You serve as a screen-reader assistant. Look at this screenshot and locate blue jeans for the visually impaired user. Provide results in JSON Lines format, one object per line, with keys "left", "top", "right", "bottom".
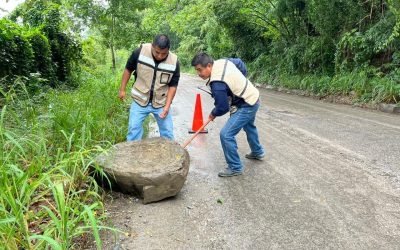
{"left": 127, "top": 101, "right": 174, "bottom": 141}
{"left": 220, "top": 102, "right": 264, "bottom": 172}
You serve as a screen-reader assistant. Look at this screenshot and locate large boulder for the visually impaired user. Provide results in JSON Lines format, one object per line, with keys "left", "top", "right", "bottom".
{"left": 96, "top": 137, "right": 190, "bottom": 204}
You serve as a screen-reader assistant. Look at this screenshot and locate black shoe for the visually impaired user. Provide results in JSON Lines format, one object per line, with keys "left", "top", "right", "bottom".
{"left": 245, "top": 152, "right": 265, "bottom": 160}
{"left": 218, "top": 169, "right": 243, "bottom": 177}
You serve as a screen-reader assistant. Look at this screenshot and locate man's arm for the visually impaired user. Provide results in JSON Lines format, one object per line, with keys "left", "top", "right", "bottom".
{"left": 208, "top": 81, "right": 230, "bottom": 120}
{"left": 118, "top": 48, "right": 141, "bottom": 100}
{"left": 159, "top": 86, "right": 177, "bottom": 119}
{"left": 119, "top": 69, "right": 132, "bottom": 100}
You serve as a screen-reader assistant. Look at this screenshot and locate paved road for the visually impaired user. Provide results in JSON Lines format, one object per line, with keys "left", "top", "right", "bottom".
{"left": 101, "top": 74, "right": 400, "bottom": 250}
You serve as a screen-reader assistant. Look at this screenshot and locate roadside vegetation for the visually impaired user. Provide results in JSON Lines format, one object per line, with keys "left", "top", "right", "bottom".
{"left": 0, "top": 64, "right": 128, "bottom": 248}
{"left": 0, "top": 0, "right": 399, "bottom": 248}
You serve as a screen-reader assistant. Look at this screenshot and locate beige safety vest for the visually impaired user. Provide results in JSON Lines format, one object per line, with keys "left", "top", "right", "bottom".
{"left": 131, "top": 43, "right": 178, "bottom": 108}
{"left": 209, "top": 59, "right": 259, "bottom": 105}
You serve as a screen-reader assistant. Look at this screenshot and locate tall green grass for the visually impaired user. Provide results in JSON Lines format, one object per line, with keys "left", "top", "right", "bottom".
{"left": 0, "top": 65, "right": 128, "bottom": 249}
{"left": 256, "top": 69, "right": 400, "bottom": 104}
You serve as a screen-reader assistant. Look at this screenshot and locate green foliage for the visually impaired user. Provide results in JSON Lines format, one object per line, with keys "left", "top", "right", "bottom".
{"left": 50, "top": 67, "right": 127, "bottom": 147}
{"left": 211, "top": 0, "right": 400, "bottom": 103}
{"left": 0, "top": 65, "right": 127, "bottom": 248}
{"left": 213, "top": 0, "right": 268, "bottom": 61}
{"left": 372, "top": 68, "right": 400, "bottom": 103}
{"left": 141, "top": 0, "right": 235, "bottom": 67}
{"left": 37, "top": 2, "right": 82, "bottom": 85}
{"left": 387, "top": 0, "right": 400, "bottom": 44}
{"left": 0, "top": 19, "right": 34, "bottom": 79}
{"left": 4, "top": 0, "right": 83, "bottom": 89}
{"left": 3, "top": 0, "right": 399, "bottom": 103}
{"left": 336, "top": 13, "right": 399, "bottom": 73}
{"left": 27, "top": 29, "right": 54, "bottom": 81}
{"left": 255, "top": 66, "right": 399, "bottom": 103}
{"left": 81, "top": 36, "right": 108, "bottom": 70}
{"left": 63, "top": 0, "right": 148, "bottom": 70}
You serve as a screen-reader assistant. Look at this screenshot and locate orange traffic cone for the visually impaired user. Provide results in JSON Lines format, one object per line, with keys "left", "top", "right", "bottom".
{"left": 189, "top": 93, "right": 208, "bottom": 134}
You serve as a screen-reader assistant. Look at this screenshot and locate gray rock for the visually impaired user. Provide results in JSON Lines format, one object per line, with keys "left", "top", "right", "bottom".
{"left": 96, "top": 137, "right": 190, "bottom": 204}
{"left": 379, "top": 103, "right": 400, "bottom": 114}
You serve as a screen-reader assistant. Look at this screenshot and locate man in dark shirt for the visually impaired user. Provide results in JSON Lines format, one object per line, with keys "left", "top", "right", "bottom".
{"left": 119, "top": 35, "right": 180, "bottom": 141}
{"left": 123, "top": 47, "right": 180, "bottom": 105}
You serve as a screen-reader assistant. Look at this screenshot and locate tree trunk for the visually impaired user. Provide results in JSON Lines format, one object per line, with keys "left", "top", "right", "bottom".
{"left": 111, "top": 43, "right": 116, "bottom": 73}
{"left": 110, "top": 15, "right": 116, "bottom": 72}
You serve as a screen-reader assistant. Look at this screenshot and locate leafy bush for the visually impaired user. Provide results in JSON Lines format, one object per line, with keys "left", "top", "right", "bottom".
{"left": 2, "top": 0, "right": 83, "bottom": 91}
{"left": 0, "top": 19, "right": 34, "bottom": 80}
{"left": 27, "top": 29, "right": 54, "bottom": 83}
{"left": 39, "top": 5, "right": 82, "bottom": 85}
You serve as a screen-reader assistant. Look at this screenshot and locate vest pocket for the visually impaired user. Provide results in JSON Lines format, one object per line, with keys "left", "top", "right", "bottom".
{"left": 133, "top": 82, "right": 150, "bottom": 93}
{"left": 152, "top": 85, "right": 168, "bottom": 107}
{"left": 131, "top": 84, "right": 150, "bottom": 103}
{"left": 154, "top": 91, "right": 167, "bottom": 106}
{"left": 160, "top": 72, "right": 172, "bottom": 84}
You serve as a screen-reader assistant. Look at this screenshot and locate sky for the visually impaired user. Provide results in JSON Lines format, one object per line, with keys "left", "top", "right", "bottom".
{"left": 0, "top": 0, "right": 25, "bottom": 17}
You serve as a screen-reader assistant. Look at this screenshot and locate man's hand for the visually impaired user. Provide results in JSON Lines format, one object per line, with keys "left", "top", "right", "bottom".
{"left": 159, "top": 108, "right": 169, "bottom": 119}
{"left": 208, "top": 114, "right": 216, "bottom": 121}
{"left": 118, "top": 89, "right": 126, "bottom": 101}
{"left": 160, "top": 86, "right": 176, "bottom": 119}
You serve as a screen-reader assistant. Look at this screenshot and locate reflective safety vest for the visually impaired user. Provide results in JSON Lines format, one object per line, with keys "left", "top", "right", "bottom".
{"left": 209, "top": 59, "right": 259, "bottom": 105}
{"left": 131, "top": 43, "right": 178, "bottom": 108}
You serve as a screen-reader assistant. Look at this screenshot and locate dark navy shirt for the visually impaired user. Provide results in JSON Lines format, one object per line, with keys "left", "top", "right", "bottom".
{"left": 227, "top": 58, "right": 247, "bottom": 77}
{"left": 210, "top": 81, "right": 246, "bottom": 117}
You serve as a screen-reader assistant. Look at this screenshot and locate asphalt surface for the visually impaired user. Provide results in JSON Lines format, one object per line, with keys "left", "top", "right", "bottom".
{"left": 100, "top": 74, "right": 400, "bottom": 250}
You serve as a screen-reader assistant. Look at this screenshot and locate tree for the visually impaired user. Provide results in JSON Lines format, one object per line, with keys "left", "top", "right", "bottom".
{"left": 64, "top": 0, "right": 148, "bottom": 71}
